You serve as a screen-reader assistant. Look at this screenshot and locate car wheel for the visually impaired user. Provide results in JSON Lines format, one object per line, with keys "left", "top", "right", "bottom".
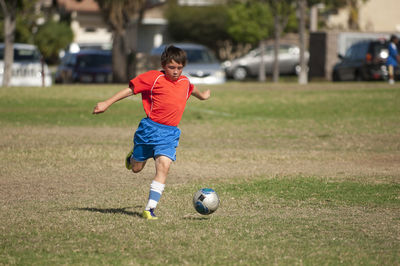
{"left": 232, "top": 67, "right": 248, "bottom": 81}
{"left": 332, "top": 70, "right": 341, "bottom": 81}
{"left": 354, "top": 71, "right": 363, "bottom": 81}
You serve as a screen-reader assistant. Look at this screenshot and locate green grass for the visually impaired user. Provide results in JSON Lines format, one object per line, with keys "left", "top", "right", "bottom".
{"left": 220, "top": 176, "right": 400, "bottom": 206}
{"left": 1, "top": 82, "right": 399, "bottom": 128}
{"left": 0, "top": 81, "right": 399, "bottom": 265}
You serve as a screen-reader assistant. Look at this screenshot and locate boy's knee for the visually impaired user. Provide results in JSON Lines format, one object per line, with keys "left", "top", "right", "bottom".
{"left": 155, "top": 156, "right": 172, "bottom": 172}
{"left": 158, "top": 159, "right": 170, "bottom": 169}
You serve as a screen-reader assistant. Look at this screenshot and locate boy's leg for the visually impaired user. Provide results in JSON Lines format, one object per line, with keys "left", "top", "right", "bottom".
{"left": 153, "top": 155, "right": 172, "bottom": 184}
{"left": 126, "top": 143, "right": 151, "bottom": 172}
{"left": 388, "top": 65, "right": 394, "bottom": 84}
{"left": 143, "top": 156, "right": 172, "bottom": 220}
{"left": 131, "top": 159, "right": 147, "bottom": 173}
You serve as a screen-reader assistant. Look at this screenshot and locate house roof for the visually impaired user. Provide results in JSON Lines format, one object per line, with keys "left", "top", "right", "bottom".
{"left": 57, "top": 0, "right": 100, "bottom": 12}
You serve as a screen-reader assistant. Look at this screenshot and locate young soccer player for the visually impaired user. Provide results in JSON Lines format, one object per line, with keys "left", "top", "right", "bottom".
{"left": 387, "top": 35, "right": 400, "bottom": 84}
{"left": 92, "top": 45, "right": 210, "bottom": 220}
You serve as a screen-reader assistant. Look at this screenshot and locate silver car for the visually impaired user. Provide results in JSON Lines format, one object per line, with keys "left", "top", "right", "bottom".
{"left": 0, "top": 43, "right": 52, "bottom": 87}
{"left": 223, "top": 44, "right": 309, "bottom": 81}
{"left": 151, "top": 43, "right": 226, "bottom": 85}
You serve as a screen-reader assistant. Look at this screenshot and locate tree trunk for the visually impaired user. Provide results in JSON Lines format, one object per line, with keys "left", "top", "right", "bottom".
{"left": 95, "top": 0, "right": 148, "bottom": 82}
{"left": 258, "top": 40, "right": 266, "bottom": 82}
{"left": 298, "top": 0, "right": 308, "bottom": 85}
{"left": 272, "top": 15, "right": 281, "bottom": 83}
{"left": 126, "top": 18, "right": 140, "bottom": 79}
{"left": 112, "top": 32, "right": 128, "bottom": 83}
{"left": 127, "top": 7, "right": 145, "bottom": 78}
{"left": 1, "top": 0, "right": 17, "bottom": 87}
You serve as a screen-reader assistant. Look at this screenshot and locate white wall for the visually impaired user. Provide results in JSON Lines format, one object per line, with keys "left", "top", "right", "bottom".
{"left": 327, "top": 0, "right": 400, "bottom": 33}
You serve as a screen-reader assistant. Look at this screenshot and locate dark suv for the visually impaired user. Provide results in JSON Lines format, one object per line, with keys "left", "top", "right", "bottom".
{"left": 55, "top": 49, "right": 112, "bottom": 83}
{"left": 332, "top": 39, "right": 396, "bottom": 81}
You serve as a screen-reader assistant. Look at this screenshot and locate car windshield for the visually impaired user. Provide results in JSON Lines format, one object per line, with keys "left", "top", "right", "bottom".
{"left": 186, "top": 49, "right": 217, "bottom": 64}
{"left": 344, "top": 42, "right": 369, "bottom": 59}
{"left": 250, "top": 45, "right": 296, "bottom": 57}
{"left": 0, "top": 47, "right": 41, "bottom": 61}
{"left": 77, "top": 54, "right": 111, "bottom": 68}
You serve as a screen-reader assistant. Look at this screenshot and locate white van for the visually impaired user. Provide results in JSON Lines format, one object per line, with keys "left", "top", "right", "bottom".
{"left": 0, "top": 43, "right": 52, "bottom": 87}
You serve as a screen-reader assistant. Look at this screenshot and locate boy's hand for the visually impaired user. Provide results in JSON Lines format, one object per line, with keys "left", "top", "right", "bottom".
{"left": 92, "top": 87, "right": 134, "bottom": 114}
{"left": 200, "top": 89, "right": 211, "bottom": 100}
{"left": 192, "top": 87, "right": 211, "bottom": 100}
{"left": 92, "top": 101, "right": 109, "bottom": 114}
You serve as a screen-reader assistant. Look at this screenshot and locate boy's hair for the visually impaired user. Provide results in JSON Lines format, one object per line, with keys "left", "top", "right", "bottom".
{"left": 161, "top": 45, "right": 187, "bottom": 67}
{"left": 390, "top": 35, "right": 398, "bottom": 43}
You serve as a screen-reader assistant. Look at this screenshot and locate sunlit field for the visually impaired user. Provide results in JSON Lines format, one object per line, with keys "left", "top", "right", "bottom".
{"left": 0, "top": 81, "right": 399, "bottom": 265}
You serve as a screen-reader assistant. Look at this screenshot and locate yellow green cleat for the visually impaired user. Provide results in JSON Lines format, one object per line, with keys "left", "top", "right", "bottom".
{"left": 142, "top": 209, "right": 158, "bottom": 220}
{"left": 125, "top": 149, "right": 133, "bottom": 170}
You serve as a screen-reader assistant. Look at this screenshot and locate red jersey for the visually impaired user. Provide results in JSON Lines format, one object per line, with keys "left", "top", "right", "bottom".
{"left": 129, "top": 70, "right": 194, "bottom": 126}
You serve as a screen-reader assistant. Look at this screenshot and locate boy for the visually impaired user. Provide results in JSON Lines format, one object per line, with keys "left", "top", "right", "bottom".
{"left": 92, "top": 45, "right": 210, "bottom": 220}
{"left": 387, "top": 35, "right": 400, "bottom": 84}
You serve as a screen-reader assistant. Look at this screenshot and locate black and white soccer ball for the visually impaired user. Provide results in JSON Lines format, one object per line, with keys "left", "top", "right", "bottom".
{"left": 193, "top": 188, "right": 220, "bottom": 215}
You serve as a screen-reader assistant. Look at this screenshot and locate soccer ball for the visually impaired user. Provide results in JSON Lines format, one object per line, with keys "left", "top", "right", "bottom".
{"left": 193, "top": 188, "right": 220, "bottom": 215}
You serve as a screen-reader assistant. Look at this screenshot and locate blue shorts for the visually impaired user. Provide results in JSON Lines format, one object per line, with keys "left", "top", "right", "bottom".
{"left": 131, "top": 118, "right": 181, "bottom": 162}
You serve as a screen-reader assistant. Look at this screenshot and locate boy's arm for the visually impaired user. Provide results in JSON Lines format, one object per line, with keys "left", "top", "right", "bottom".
{"left": 93, "top": 87, "right": 133, "bottom": 114}
{"left": 191, "top": 86, "right": 211, "bottom": 100}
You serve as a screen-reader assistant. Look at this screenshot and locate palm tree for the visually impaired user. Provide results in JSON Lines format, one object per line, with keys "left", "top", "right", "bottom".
{"left": 0, "top": 0, "right": 18, "bottom": 87}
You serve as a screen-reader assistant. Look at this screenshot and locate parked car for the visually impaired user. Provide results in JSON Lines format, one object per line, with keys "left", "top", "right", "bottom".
{"left": 55, "top": 49, "right": 112, "bottom": 83}
{"left": 223, "top": 44, "right": 309, "bottom": 81}
{"left": 59, "top": 42, "right": 112, "bottom": 58}
{"left": 150, "top": 43, "right": 226, "bottom": 85}
{"left": 332, "top": 39, "right": 394, "bottom": 81}
{"left": 0, "top": 43, "right": 52, "bottom": 87}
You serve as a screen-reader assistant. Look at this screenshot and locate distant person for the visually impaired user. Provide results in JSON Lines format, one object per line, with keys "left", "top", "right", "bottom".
{"left": 386, "top": 35, "right": 400, "bottom": 84}
{"left": 92, "top": 45, "right": 211, "bottom": 220}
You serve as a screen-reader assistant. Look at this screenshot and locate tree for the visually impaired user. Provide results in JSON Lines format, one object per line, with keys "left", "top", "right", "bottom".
{"left": 346, "top": 0, "right": 369, "bottom": 30}
{"left": 0, "top": 0, "right": 17, "bottom": 87}
{"left": 321, "top": 0, "right": 369, "bottom": 30}
{"left": 296, "top": 0, "right": 327, "bottom": 85}
{"left": 34, "top": 20, "right": 73, "bottom": 64}
{"left": 265, "top": 0, "right": 295, "bottom": 83}
{"left": 227, "top": 1, "right": 272, "bottom": 81}
{"left": 297, "top": 0, "right": 307, "bottom": 84}
{"left": 0, "top": 0, "right": 41, "bottom": 86}
{"left": 95, "top": 0, "right": 147, "bottom": 82}
{"left": 166, "top": 3, "right": 230, "bottom": 58}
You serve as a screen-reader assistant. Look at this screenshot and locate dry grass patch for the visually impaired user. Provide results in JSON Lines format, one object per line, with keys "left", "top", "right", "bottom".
{"left": 1, "top": 82, "right": 399, "bottom": 264}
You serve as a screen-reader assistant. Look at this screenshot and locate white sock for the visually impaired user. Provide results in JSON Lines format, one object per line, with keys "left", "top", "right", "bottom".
{"left": 145, "top": 180, "right": 165, "bottom": 211}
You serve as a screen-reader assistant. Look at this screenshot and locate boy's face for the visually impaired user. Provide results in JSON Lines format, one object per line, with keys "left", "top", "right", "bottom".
{"left": 163, "top": 60, "right": 184, "bottom": 81}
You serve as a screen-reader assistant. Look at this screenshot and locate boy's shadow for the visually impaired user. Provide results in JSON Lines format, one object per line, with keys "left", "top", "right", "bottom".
{"left": 75, "top": 206, "right": 142, "bottom": 218}
{"left": 75, "top": 207, "right": 212, "bottom": 220}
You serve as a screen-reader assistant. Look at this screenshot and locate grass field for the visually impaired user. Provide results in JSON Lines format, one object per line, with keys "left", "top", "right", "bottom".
{"left": 0, "top": 81, "right": 399, "bottom": 265}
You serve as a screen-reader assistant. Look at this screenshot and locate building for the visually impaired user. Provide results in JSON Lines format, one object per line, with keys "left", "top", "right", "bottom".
{"left": 326, "top": 0, "right": 400, "bottom": 33}
{"left": 57, "top": 0, "right": 111, "bottom": 47}
{"left": 56, "top": 0, "right": 168, "bottom": 53}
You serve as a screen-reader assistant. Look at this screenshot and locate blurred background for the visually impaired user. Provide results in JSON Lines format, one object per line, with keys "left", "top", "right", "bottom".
{"left": 0, "top": 0, "right": 399, "bottom": 86}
